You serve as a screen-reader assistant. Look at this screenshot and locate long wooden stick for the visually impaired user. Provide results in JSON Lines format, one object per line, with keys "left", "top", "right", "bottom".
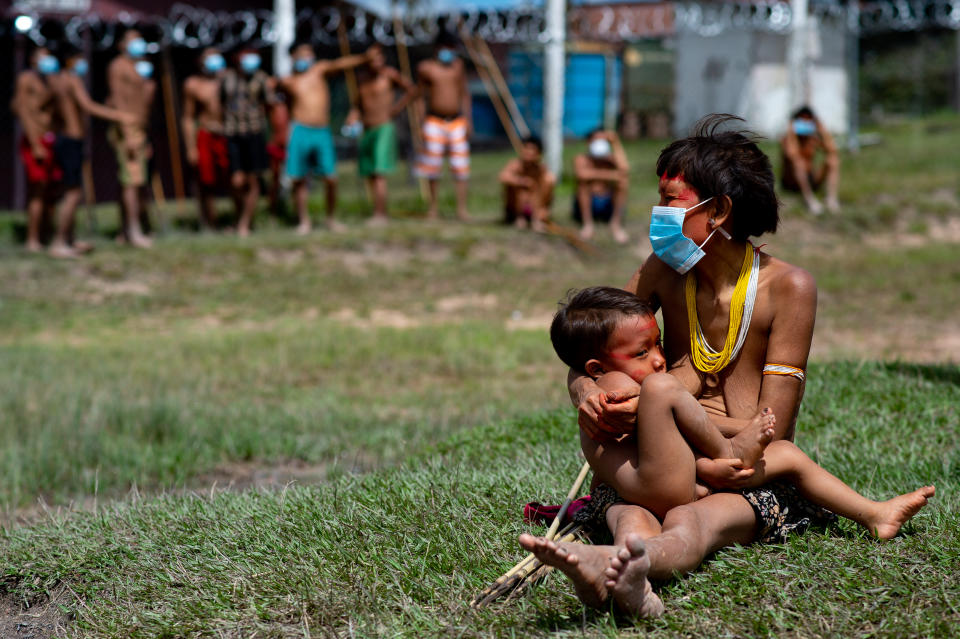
{"left": 544, "top": 460, "right": 592, "bottom": 541}
{"left": 460, "top": 31, "right": 522, "bottom": 154}
{"left": 159, "top": 48, "right": 186, "bottom": 211}
{"left": 472, "top": 36, "right": 530, "bottom": 137}
{"left": 336, "top": 21, "right": 358, "bottom": 105}
{"left": 393, "top": 15, "right": 428, "bottom": 201}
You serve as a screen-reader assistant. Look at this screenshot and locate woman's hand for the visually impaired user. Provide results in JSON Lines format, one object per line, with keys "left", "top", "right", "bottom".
{"left": 577, "top": 388, "right": 639, "bottom": 441}
{"left": 695, "top": 458, "right": 757, "bottom": 490}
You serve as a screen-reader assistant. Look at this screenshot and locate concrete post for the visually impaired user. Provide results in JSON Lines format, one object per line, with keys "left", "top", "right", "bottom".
{"left": 544, "top": 0, "right": 566, "bottom": 178}
{"left": 274, "top": 0, "right": 295, "bottom": 77}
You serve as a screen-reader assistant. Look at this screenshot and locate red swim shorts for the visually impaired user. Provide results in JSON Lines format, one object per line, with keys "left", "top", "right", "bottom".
{"left": 19, "top": 133, "right": 62, "bottom": 184}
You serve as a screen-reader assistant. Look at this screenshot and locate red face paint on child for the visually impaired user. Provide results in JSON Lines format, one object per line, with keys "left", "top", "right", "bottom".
{"left": 601, "top": 316, "right": 666, "bottom": 384}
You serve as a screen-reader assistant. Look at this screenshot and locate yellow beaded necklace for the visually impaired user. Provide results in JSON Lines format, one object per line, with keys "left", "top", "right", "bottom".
{"left": 685, "top": 243, "right": 755, "bottom": 374}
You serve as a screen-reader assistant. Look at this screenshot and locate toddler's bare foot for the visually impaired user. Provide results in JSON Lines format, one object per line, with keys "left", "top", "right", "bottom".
{"left": 868, "top": 486, "right": 935, "bottom": 539}
{"left": 603, "top": 534, "right": 664, "bottom": 618}
{"left": 518, "top": 533, "right": 613, "bottom": 608}
{"left": 729, "top": 407, "right": 776, "bottom": 468}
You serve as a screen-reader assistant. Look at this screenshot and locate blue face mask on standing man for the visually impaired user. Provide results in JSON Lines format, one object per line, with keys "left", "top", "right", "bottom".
{"left": 437, "top": 48, "right": 455, "bottom": 64}
{"left": 648, "top": 196, "right": 731, "bottom": 274}
{"left": 37, "top": 55, "right": 60, "bottom": 75}
{"left": 127, "top": 38, "right": 148, "bottom": 58}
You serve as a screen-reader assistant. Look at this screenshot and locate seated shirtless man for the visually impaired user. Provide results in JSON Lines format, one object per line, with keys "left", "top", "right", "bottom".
{"left": 780, "top": 105, "right": 840, "bottom": 214}
{"left": 499, "top": 136, "right": 555, "bottom": 232}
{"left": 548, "top": 285, "right": 935, "bottom": 524}
{"left": 573, "top": 129, "right": 630, "bottom": 243}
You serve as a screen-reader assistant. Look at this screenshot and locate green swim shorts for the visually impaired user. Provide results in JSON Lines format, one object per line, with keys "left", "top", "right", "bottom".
{"left": 358, "top": 122, "right": 397, "bottom": 177}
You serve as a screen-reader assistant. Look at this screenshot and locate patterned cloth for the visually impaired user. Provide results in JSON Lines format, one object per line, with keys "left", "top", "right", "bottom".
{"left": 220, "top": 69, "right": 274, "bottom": 137}
{"left": 741, "top": 481, "right": 838, "bottom": 543}
{"left": 415, "top": 114, "right": 470, "bottom": 180}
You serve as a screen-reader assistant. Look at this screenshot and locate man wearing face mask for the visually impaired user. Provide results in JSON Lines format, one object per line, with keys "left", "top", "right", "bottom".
{"left": 277, "top": 42, "right": 373, "bottom": 235}
{"left": 414, "top": 31, "right": 472, "bottom": 221}
{"left": 182, "top": 48, "right": 228, "bottom": 230}
{"left": 12, "top": 45, "right": 61, "bottom": 252}
{"left": 48, "top": 46, "right": 135, "bottom": 258}
{"left": 780, "top": 105, "right": 840, "bottom": 214}
{"left": 573, "top": 129, "right": 630, "bottom": 243}
{"left": 106, "top": 29, "right": 157, "bottom": 248}
{"left": 220, "top": 47, "right": 275, "bottom": 237}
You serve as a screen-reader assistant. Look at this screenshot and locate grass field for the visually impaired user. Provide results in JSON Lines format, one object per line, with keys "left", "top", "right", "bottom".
{"left": 0, "top": 115, "right": 958, "bottom": 637}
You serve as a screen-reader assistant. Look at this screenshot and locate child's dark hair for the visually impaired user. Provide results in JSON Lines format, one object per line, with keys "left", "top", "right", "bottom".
{"left": 656, "top": 114, "right": 779, "bottom": 241}
{"left": 522, "top": 135, "right": 543, "bottom": 152}
{"left": 792, "top": 105, "right": 815, "bottom": 120}
{"left": 434, "top": 30, "right": 459, "bottom": 50}
{"left": 551, "top": 287, "right": 654, "bottom": 370}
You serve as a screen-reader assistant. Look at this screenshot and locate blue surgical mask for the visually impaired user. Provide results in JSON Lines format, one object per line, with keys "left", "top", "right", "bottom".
{"left": 792, "top": 119, "right": 816, "bottom": 136}
{"left": 127, "top": 38, "right": 148, "bottom": 58}
{"left": 37, "top": 55, "right": 60, "bottom": 75}
{"left": 72, "top": 59, "right": 89, "bottom": 76}
{"left": 135, "top": 60, "right": 154, "bottom": 78}
{"left": 240, "top": 53, "right": 261, "bottom": 74}
{"left": 294, "top": 57, "right": 314, "bottom": 73}
{"left": 203, "top": 53, "right": 226, "bottom": 73}
{"left": 438, "top": 49, "right": 455, "bottom": 64}
{"left": 649, "top": 197, "right": 728, "bottom": 274}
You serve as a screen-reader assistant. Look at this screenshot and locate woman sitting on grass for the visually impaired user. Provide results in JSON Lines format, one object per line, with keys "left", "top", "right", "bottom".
{"left": 519, "top": 115, "right": 936, "bottom": 618}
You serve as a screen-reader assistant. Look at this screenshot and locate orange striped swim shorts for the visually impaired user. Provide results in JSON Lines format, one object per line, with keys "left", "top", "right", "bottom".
{"left": 415, "top": 114, "right": 470, "bottom": 180}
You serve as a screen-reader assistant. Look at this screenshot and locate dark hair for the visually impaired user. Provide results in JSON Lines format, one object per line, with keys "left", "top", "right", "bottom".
{"left": 550, "top": 287, "right": 654, "bottom": 371}
{"left": 587, "top": 128, "right": 605, "bottom": 140}
{"left": 289, "top": 41, "right": 313, "bottom": 55}
{"left": 792, "top": 105, "right": 815, "bottom": 120}
{"left": 59, "top": 44, "right": 81, "bottom": 62}
{"left": 656, "top": 114, "right": 779, "bottom": 241}
{"left": 434, "top": 30, "right": 459, "bottom": 50}
{"left": 522, "top": 135, "right": 543, "bottom": 152}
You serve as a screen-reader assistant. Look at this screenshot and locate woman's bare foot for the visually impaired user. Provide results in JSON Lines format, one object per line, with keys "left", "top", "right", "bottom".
{"left": 729, "top": 407, "right": 776, "bottom": 468}
{"left": 867, "top": 486, "right": 935, "bottom": 539}
{"left": 518, "top": 534, "right": 615, "bottom": 608}
{"left": 603, "top": 534, "right": 664, "bottom": 618}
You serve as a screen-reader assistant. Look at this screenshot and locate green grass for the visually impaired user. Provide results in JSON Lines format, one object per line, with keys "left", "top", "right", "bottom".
{"left": 0, "top": 363, "right": 957, "bottom": 637}
{"left": 0, "top": 114, "right": 958, "bottom": 636}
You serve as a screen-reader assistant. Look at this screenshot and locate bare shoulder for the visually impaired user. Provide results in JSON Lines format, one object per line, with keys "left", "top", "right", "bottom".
{"left": 416, "top": 59, "right": 434, "bottom": 78}
{"left": 763, "top": 254, "right": 816, "bottom": 302}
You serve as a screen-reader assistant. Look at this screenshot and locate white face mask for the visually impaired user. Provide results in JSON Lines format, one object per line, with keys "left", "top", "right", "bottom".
{"left": 588, "top": 138, "right": 611, "bottom": 159}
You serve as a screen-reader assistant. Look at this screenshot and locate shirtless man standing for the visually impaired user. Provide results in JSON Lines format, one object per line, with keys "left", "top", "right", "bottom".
{"left": 348, "top": 43, "right": 417, "bottom": 225}
{"left": 48, "top": 46, "right": 134, "bottom": 257}
{"left": 278, "top": 42, "right": 373, "bottom": 234}
{"left": 415, "top": 32, "right": 473, "bottom": 221}
{"left": 780, "top": 105, "right": 840, "bottom": 214}
{"left": 11, "top": 46, "right": 60, "bottom": 252}
{"left": 182, "top": 48, "right": 228, "bottom": 230}
{"left": 106, "top": 29, "right": 156, "bottom": 248}
{"left": 573, "top": 129, "right": 630, "bottom": 243}
{"left": 499, "top": 136, "right": 555, "bottom": 231}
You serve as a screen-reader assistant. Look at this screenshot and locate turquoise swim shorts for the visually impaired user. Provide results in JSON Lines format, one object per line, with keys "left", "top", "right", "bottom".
{"left": 286, "top": 122, "right": 336, "bottom": 179}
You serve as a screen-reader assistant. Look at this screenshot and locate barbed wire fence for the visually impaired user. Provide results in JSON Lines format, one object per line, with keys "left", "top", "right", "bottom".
{"left": 6, "top": 1, "right": 960, "bottom": 51}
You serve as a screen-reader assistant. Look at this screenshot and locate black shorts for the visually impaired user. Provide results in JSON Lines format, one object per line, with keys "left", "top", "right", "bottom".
{"left": 227, "top": 133, "right": 269, "bottom": 174}
{"left": 54, "top": 135, "right": 84, "bottom": 188}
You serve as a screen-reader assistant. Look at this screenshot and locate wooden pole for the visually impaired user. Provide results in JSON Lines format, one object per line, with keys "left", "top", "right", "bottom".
{"left": 460, "top": 31, "right": 523, "bottom": 154}
{"left": 159, "top": 47, "right": 186, "bottom": 212}
{"left": 473, "top": 36, "right": 530, "bottom": 137}
{"left": 336, "top": 21, "right": 359, "bottom": 104}
{"left": 393, "top": 15, "right": 428, "bottom": 201}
